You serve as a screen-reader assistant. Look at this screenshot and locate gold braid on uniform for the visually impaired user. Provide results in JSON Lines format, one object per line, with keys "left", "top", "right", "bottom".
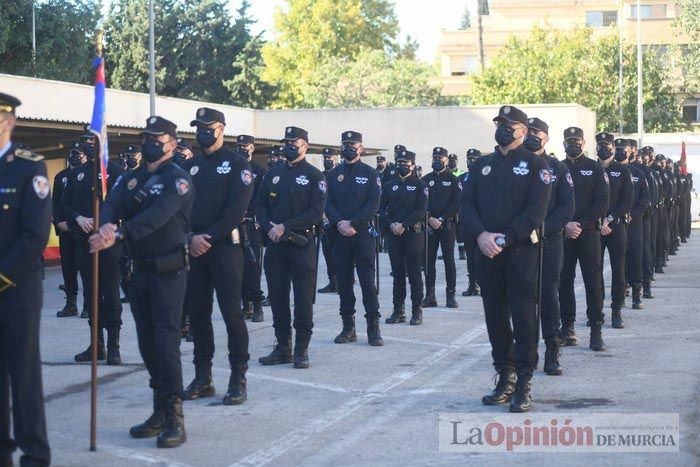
{"left": 14, "top": 148, "right": 44, "bottom": 161}
{"left": 0, "top": 273, "right": 15, "bottom": 293}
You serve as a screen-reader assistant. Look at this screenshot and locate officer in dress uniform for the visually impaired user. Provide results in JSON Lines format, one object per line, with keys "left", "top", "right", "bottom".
{"left": 326, "top": 131, "right": 383, "bottom": 346}
{"left": 523, "top": 118, "right": 574, "bottom": 375}
{"left": 54, "top": 144, "right": 85, "bottom": 317}
{"left": 318, "top": 148, "right": 339, "bottom": 294}
{"left": 257, "top": 126, "right": 326, "bottom": 369}
{"left": 422, "top": 146, "right": 461, "bottom": 309}
{"left": 598, "top": 135, "right": 633, "bottom": 329}
{"left": 559, "top": 127, "right": 609, "bottom": 351}
{"left": 90, "top": 116, "right": 193, "bottom": 448}
{"left": 61, "top": 134, "right": 125, "bottom": 365}
{"left": 0, "top": 93, "right": 52, "bottom": 466}
{"left": 181, "top": 107, "right": 253, "bottom": 406}
{"left": 461, "top": 105, "right": 551, "bottom": 413}
{"left": 460, "top": 149, "right": 482, "bottom": 297}
{"left": 381, "top": 150, "right": 428, "bottom": 326}
{"left": 637, "top": 146, "right": 660, "bottom": 299}
{"left": 237, "top": 134, "right": 266, "bottom": 323}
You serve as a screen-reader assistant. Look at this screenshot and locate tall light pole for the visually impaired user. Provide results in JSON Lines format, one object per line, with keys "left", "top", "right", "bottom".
{"left": 477, "top": 0, "right": 485, "bottom": 72}
{"left": 32, "top": 1, "right": 36, "bottom": 69}
{"left": 618, "top": 0, "right": 624, "bottom": 133}
{"left": 636, "top": 0, "right": 644, "bottom": 145}
{"left": 148, "top": 0, "right": 156, "bottom": 116}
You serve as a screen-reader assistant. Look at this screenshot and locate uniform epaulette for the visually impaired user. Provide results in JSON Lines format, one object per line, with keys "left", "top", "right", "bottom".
{"left": 14, "top": 148, "right": 44, "bottom": 162}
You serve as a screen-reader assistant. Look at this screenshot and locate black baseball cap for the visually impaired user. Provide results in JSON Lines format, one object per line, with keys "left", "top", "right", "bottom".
{"left": 396, "top": 150, "right": 416, "bottom": 163}
{"left": 141, "top": 116, "right": 177, "bottom": 139}
{"left": 237, "top": 134, "right": 255, "bottom": 145}
{"left": 527, "top": 117, "right": 549, "bottom": 135}
{"left": 190, "top": 107, "right": 225, "bottom": 126}
{"left": 281, "top": 126, "right": 308, "bottom": 143}
{"left": 432, "top": 146, "right": 448, "bottom": 157}
{"left": 596, "top": 132, "right": 615, "bottom": 144}
{"left": 564, "top": 127, "right": 584, "bottom": 140}
{"left": 0, "top": 93, "right": 21, "bottom": 114}
{"left": 493, "top": 105, "right": 528, "bottom": 127}
{"left": 341, "top": 131, "right": 362, "bottom": 143}
{"left": 323, "top": 147, "right": 339, "bottom": 157}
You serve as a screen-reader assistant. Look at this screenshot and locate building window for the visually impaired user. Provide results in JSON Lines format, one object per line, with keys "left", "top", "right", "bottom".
{"left": 683, "top": 100, "right": 699, "bottom": 123}
{"left": 630, "top": 4, "right": 668, "bottom": 19}
{"left": 586, "top": 10, "right": 618, "bottom": 27}
{"left": 450, "top": 55, "right": 479, "bottom": 76}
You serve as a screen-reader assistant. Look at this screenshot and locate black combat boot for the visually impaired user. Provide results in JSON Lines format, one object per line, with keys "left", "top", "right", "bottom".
{"left": 80, "top": 306, "right": 89, "bottom": 319}
{"left": 56, "top": 293, "right": 78, "bottom": 317}
{"left": 130, "top": 391, "right": 166, "bottom": 438}
{"left": 241, "top": 301, "right": 253, "bottom": 320}
{"left": 422, "top": 289, "right": 437, "bottom": 308}
{"left": 589, "top": 321, "right": 607, "bottom": 351}
{"left": 366, "top": 316, "right": 384, "bottom": 346}
{"left": 611, "top": 309, "right": 624, "bottom": 329}
{"left": 251, "top": 300, "right": 264, "bottom": 322}
{"left": 334, "top": 316, "right": 357, "bottom": 344}
{"left": 482, "top": 368, "right": 516, "bottom": 405}
{"left": 458, "top": 245, "right": 466, "bottom": 260}
{"left": 643, "top": 282, "right": 654, "bottom": 299}
{"left": 261, "top": 297, "right": 271, "bottom": 307}
{"left": 223, "top": 364, "right": 248, "bottom": 406}
{"left": 543, "top": 336, "right": 562, "bottom": 376}
{"left": 294, "top": 333, "right": 311, "bottom": 369}
{"left": 655, "top": 264, "right": 664, "bottom": 274}
{"left": 157, "top": 395, "right": 186, "bottom": 448}
{"left": 317, "top": 278, "right": 337, "bottom": 293}
{"left": 409, "top": 304, "right": 423, "bottom": 326}
{"left": 681, "top": 236, "right": 687, "bottom": 243}
{"left": 462, "top": 281, "right": 480, "bottom": 296}
{"left": 385, "top": 305, "right": 406, "bottom": 324}
{"left": 446, "top": 289, "right": 458, "bottom": 308}
{"left": 632, "top": 285, "right": 643, "bottom": 309}
{"left": 106, "top": 327, "right": 122, "bottom": 365}
{"left": 74, "top": 328, "right": 106, "bottom": 362}
{"left": 259, "top": 335, "right": 293, "bottom": 365}
{"left": 509, "top": 369, "right": 533, "bottom": 413}
{"left": 561, "top": 322, "right": 578, "bottom": 346}
{"left": 183, "top": 363, "right": 215, "bottom": 400}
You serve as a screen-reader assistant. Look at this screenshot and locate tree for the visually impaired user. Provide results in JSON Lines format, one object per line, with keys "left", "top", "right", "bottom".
{"left": 224, "top": 34, "right": 278, "bottom": 109}
{"left": 0, "top": 0, "right": 102, "bottom": 84}
{"left": 261, "top": 0, "right": 399, "bottom": 108}
{"left": 459, "top": 4, "right": 471, "bottom": 29}
{"left": 469, "top": 25, "right": 686, "bottom": 133}
{"left": 673, "top": 0, "right": 700, "bottom": 97}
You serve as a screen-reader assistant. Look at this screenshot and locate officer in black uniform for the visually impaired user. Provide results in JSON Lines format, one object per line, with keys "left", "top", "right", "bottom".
{"left": 90, "top": 116, "right": 193, "bottom": 448}
{"left": 461, "top": 105, "right": 551, "bottom": 413}
{"left": 318, "top": 148, "right": 339, "bottom": 294}
{"left": 559, "top": 127, "right": 609, "bottom": 351}
{"left": 460, "top": 149, "right": 482, "bottom": 297}
{"left": 266, "top": 146, "right": 281, "bottom": 169}
{"left": 598, "top": 135, "right": 633, "bottom": 328}
{"left": 61, "top": 135, "right": 125, "bottom": 364}
{"left": 376, "top": 155, "right": 387, "bottom": 177}
{"left": 0, "top": 93, "right": 52, "bottom": 467}
{"left": 237, "top": 134, "right": 266, "bottom": 323}
{"left": 422, "top": 146, "right": 461, "bottom": 309}
{"left": 381, "top": 150, "right": 428, "bottom": 326}
{"left": 523, "top": 118, "right": 574, "bottom": 375}
{"left": 182, "top": 107, "right": 253, "bottom": 405}
{"left": 653, "top": 154, "right": 671, "bottom": 271}
{"left": 173, "top": 138, "right": 193, "bottom": 167}
{"left": 326, "top": 131, "right": 384, "bottom": 346}
{"left": 381, "top": 145, "right": 404, "bottom": 184}
{"left": 667, "top": 157, "right": 680, "bottom": 256}
{"left": 54, "top": 144, "right": 85, "bottom": 317}
{"left": 257, "top": 126, "right": 326, "bottom": 369}
{"left": 122, "top": 144, "right": 142, "bottom": 171}
{"left": 118, "top": 144, "right": 143, "bottom": 306}
{"left": 637, "top": 146, "right": 660, "bottom": 299}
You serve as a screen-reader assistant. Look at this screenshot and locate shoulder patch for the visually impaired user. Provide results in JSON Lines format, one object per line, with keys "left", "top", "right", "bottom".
{"left": 566, "top": 172, "right": 573, "bottom": 187}
{"left": 175, "top": 178, "right": 190, "bottom": 195}
{"left": 190, "top": 165, "right": 199, "bottom": 176}
{"left": 32, "top": 175, "right": 50, "bottom": 199}
{"left": 539, "top": 169, "right": 551, "bottom": 185}
{"left": 318, "top": 180, "right": 327, "bottom": 193}
{"left": 15, "top": 149, "right": 43, "bottom": 162}
{"left": 241, "top": 169, "right": 252, "bottom": 186}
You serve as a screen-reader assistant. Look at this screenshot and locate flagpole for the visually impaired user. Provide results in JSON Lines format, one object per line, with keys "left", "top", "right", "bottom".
{"left": 637, "top": 0, "right": 644, "bottom": 146}
{"left": 89, "top": 30, "right": 103, "bottom": 453}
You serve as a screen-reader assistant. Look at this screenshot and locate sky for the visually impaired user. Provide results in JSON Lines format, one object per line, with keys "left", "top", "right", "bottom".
{"left": 228, "top": 0, "right": 476, "bottom": 63}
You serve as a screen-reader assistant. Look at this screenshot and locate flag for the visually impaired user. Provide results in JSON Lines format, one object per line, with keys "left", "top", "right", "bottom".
{"left": 89, "top": 56, "right": 109, "bottom": 199}
{"left": 680, "top": 141, "right": 688, "bottom": 176}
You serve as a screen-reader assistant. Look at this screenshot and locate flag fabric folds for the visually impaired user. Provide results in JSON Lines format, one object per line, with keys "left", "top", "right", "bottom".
{"left": 89, "top": 56, "right": 109, "bottom": 199}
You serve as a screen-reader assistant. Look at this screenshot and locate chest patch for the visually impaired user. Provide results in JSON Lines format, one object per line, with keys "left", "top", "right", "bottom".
{"left": 482, "top": 165, "right": 491, "bottom": 176}
{"left": 62, "top": 176, "right": 68, "bottom": 186}
{"left": 337, "top": 174, "right": 344, "bottom": 182}
{"left": 441, "top": 181, "right": 452, "bottom": 187}
{"left": 217, "top": 161, "right": 231, "bottom": 175}
{"left": 296, "top": 175, "right": 309, "bottom": 186}
{"left": 610, "top": 171, "right": 621, "bottom": 178}
{"left": 513, "top": 161, "right": 529, "bottom": 176}
{"left": 392, "top": 185, "right": 398, "bottom": 191}
{"left": 149, "top": 183, "right": 164, "bottom": 195}
{"left": 77, "top": 172, "right": 85, "bottom": 181}
{"left": 190, "top": 166, "right": 199, "bottom": 176}
{"left": 406, "top": 185, "right": 416, "bottom": 191}
{"left": 272, "top": 175, "right": 280, "bottom": 184}
{"left": 580, "top": 170, "right": 593, "bottom": 176}
{"left": 355, "top": 176, "right": 368, "bottom": 184}
{"left": 429, "top": 180, "right": 435, "bottom": 187}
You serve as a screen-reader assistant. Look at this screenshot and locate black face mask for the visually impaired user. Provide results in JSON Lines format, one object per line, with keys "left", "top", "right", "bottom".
{"left": 495, "top": 124, "right": 517, "bottom": 147}
{"left": 142, "top": 139, "right": 165, "bottom": 163}
{"left": 448, "top": 160, "right": 457, "bottom": 170}
{"left": 267, "top": 159, "right": 276, "bottom": 168}
{"left": 614, "top": 147, "right": 628, "bottom": 162}
{"left": 126, "top": 156, "right": 138, "bottom": 169}
{"left": 323, "top": 159, "right": 335, "bottom": 171}
{"left": 172, "top": 151, "right": 187, "bottom": 166}
{"left": 68, "top": 150, "right": 82, "bottom": 167}
{"left": 397, "top": 164, "right": 411, "bottom": 177}
{"left": 523, "top": 134, "right": 543, "bottom": 152}
{"left": 564, "top": 142, "right": 582, "bottom": 157}
{"left": 83, "top": 143, "right": 96, "bottom": 159}
{"left": 196, "top": 127, "right": 217, "bottom": 148}
{"left": 597, "top": 145, "right": 613, "bottom": 160}
{"left": 341, "top": 146, "right": 358, "bottom": 161}
{"left": 283, "top": 143, "right": 300, "bottom": 162}
{"left": 432, "top": 160, "right": 445, "bottom": 172}
{"left": 235, "top": 146, "right": 250, "bottom": 160}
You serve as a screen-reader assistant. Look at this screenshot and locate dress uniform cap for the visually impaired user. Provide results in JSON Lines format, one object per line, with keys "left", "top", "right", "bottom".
{"left": 341, "top": 131, "right": 362, "bottom": 143}
{"left": 493, "top": 105, "right": 528, "bottom": 126}
{"left": 432, "top": 146, "right": 448, "bottom": 157}
{"left": 376, "top": 155, "right": 386, "bottom": 162}
{"left": 394, "top": 144, "right": 406, "bottom": 153}
{"left": 466, "top": 148, "right": 482, "bottom": 158}
{"left": 175, "top": 138, "right": 191, "bottom": 150}
{"left": 0, "top": 92, "right": 21, "bottom": 113}
{"left": 140, "top": 116, "right": 177, "bottom": 139}
{"left": 237, "top": 134, "right": 255, "bottom": 145}
{"left": 640, "top": 145, "right": 654, "bottom": 155}
{"left": 323, "top": 147, "right": 339, "bottom": 157}
{"left": 281, "top": 126, "right": 308, "bottom": 143}
{"left": 596, "top": 132, "right": 615, "bottom": 144}
{"left": 563, "top": 127, "right": 584, "bottom": 140}
{"left": 396, "top": 150, "right": 416, "bottom": 162}
{"left": 190, "top": 107, "right": 225, "bottom": 126}
{"left": 628, "top": 139, "right": 638, "bottom": 148}
{"left": 614, "top": 138, "right": 630, "bottom": 147}
{"left": 125, "top": 144, "right": 142, "bottom": 153}
{"left": 527, "top": 117, "right": 549, "bottom": 135}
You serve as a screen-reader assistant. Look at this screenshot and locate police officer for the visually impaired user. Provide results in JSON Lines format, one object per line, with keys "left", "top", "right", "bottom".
{"left": 0, "top": 93, "right": 52, "bottom": 466}
{"left": 448, "top": 153, "right": 463, "bottom": 178}
{"left": 667, "top": 157, "right": 680, "bottom": 256}
{"left": 90, "top": 116, "right": 192, "bottom": 448}
{"left": 381, "top": 150, "right": 428, "bottom": 326}
{"left": 422, "top": 146, "right": 461, "bottom": 309}
{"left": 122, "top": 144, "right": 142, "bottom": 171}
{"left": 61, "top": 134, "right": 125, "bottom": 364}
{"left": 318, "top": 148, "right": 339, "bottom": 294}
{"left": 257, "top": 126, "right": 326, "bottom": 369}
{"left": 637, "top": 146, "right": 660, "bottom": 299}
{"left": 460, "top": 149, "right": 482, "bottom": 296}
{"left": 266, "top": 146, "right": 281, "bottom": 169}
{"left": 449, "top": 154, "right": 468, "bottom": 261}
{"left": 236, "top": 134, "right": 266, "bottom": 323}
{"left": 559, "top": 126, "right": 609, "bottom": 351}
{"left": 523, "top": 118, "right": 574, "bottom": 375}
{"left": 326, "top": 131, "right": 384, "bottom": 346}
{"left": 182, "top": 107, "right": 253, "bottom": 405}
{"left": 173, "top": 138, "right": 193, "bottom": 167}
{"left": 653, "top": 154, "right": 671, "bottom": 271}
{"left": 381, "top": 144, "right": 404, "bottom": 184}
{"left": 461, "top": 105, "right": 551, "bottom": 412}
{"left": 376, "top": 155, "right": 387, "bottom": 176}
{"left": 54, "top": 144, "right": 85, "bottom": 317}
{"left": 598, "top": 136, "right": 633, "bottom": 328}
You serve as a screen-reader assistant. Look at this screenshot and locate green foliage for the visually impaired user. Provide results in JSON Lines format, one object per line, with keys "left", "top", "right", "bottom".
{"left": 469, "top": 25, "right": 686, "bottom": 133}
{"left": 0, "top": 0, "right": 102, "bottom": 83}
{"left": 460, "top": 4, "right": 471, "bottom": 29}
